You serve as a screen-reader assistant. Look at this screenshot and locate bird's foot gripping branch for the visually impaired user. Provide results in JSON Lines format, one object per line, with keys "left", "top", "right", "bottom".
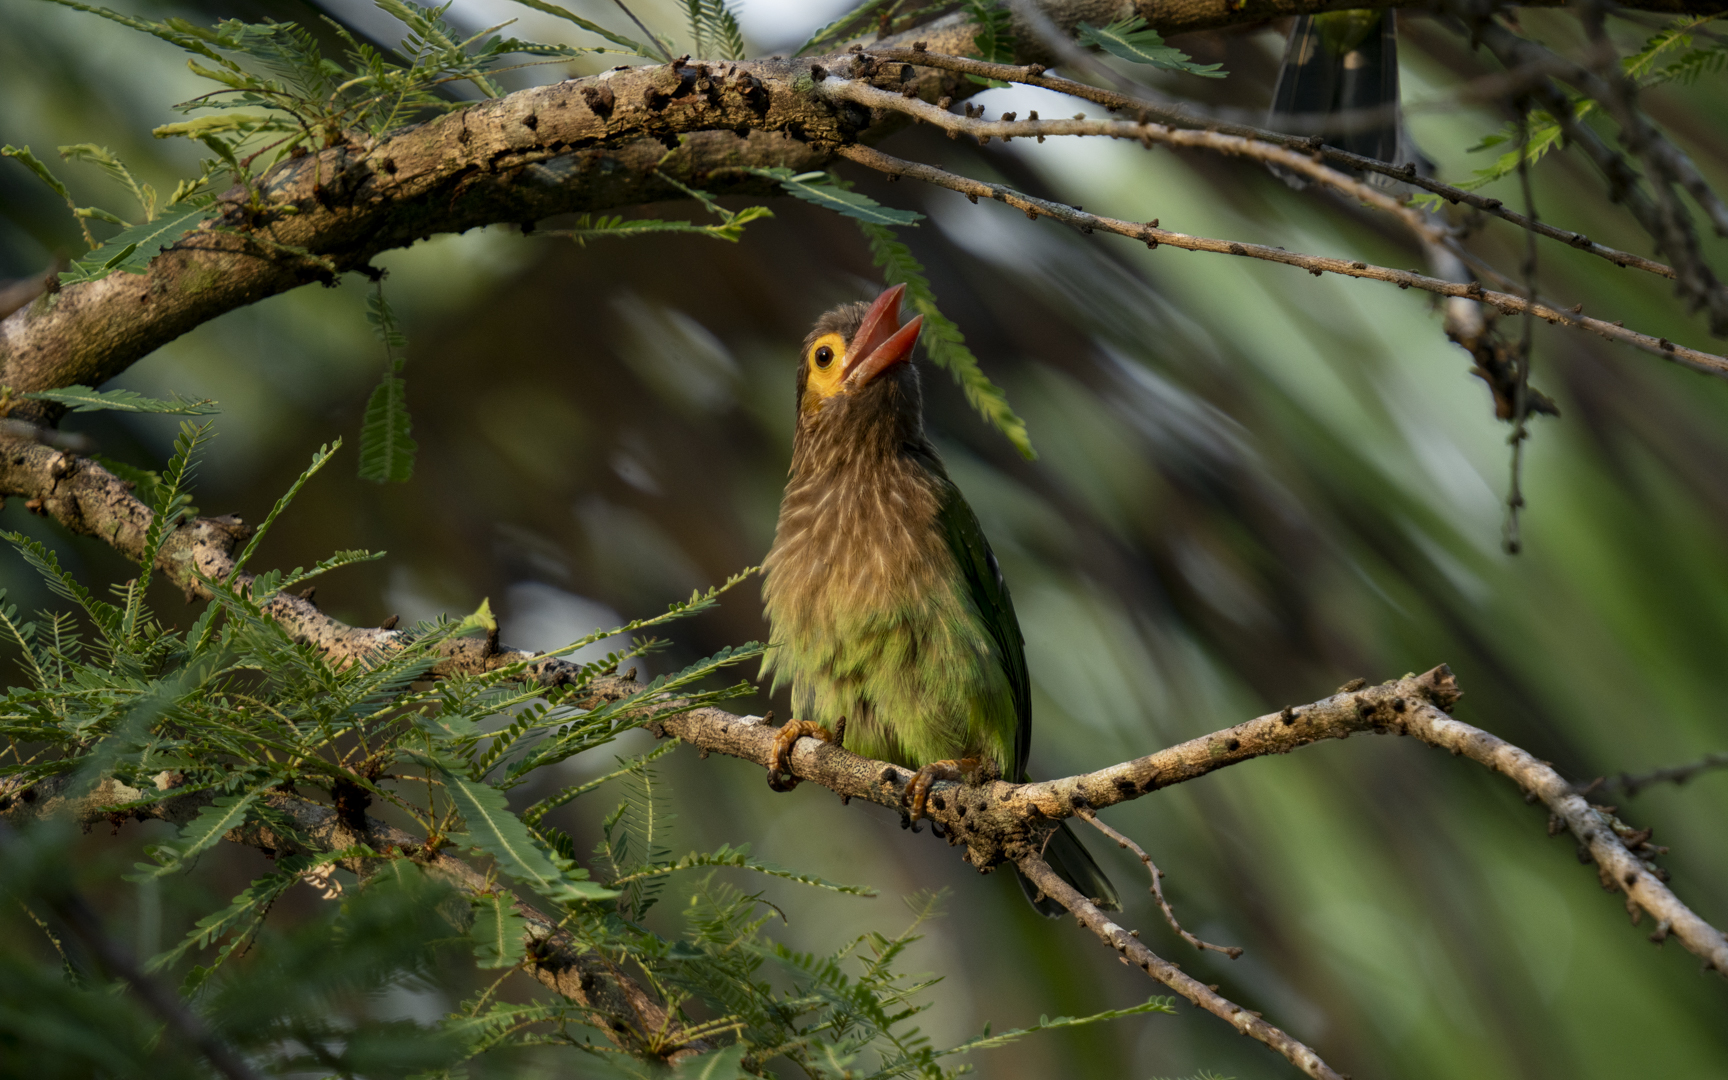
{"left": 599, "top": 664, "right": 1728, "bottom": 1080}
{"left": 2, "top": 434, "right": 1726, "bottom": 1077}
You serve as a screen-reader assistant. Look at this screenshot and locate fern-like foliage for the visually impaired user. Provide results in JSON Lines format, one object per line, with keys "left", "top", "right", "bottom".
{"left": 359, "top": 283, "right": 417, "bottom": 483}
{"left": 545, "top": 171, "right": 774, "bottom": 246}
{"left": 687, "top": 0, "right": 746, "bottom": 61}
{"left": 1434, "top": 15, "right": 1725, "bottom": 196}
{"left": 794, "top": 0, "right": 953, "bottom": 56}
{"left": 3, "top": 0, "right": 655, "bottom": 287}
{"left": 963, "top": 0, "right": 1016, "bottom": 86}
{"left": 1076, "top": 16, "right": 1227, "bottom": 78}
{"left": 0, "top": 429, "right": 1159, "bottom": 1075}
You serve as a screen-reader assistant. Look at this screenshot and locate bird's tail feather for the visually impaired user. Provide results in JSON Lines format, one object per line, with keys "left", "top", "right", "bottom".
{"left": 1016, "top": 820, "right": 1119, "bottom": 917}
{"left": 1268, "top": 11, "right": 1404, "bottom": 183}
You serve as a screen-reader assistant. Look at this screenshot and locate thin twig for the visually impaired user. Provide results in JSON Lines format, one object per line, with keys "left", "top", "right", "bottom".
{"left": 1015, "top": 854, "right": 1339, "bottom": 1080}
{"left": 869, "top": 47, "right": 1679, "bottom": 281}
{"left": 1504, "top": 107, "right": 1541, "bottom": 555}
{"left": 611, "top": 0, "right": 672, "bottom": 62}
{"left": 1076, "top": 808, "right": 1242, "bottom": 959}
{"left": 835, "top": 143, "right": 1728, "bottom": 377}
{"left": 1576, "top": 752, "right": 1728, "bottom": 798}
{"left": 819, "top": 77, "right": 1450, "bottom": 247}
{"left": 1468, "top": 20, "right": 1728, "bottom": 335}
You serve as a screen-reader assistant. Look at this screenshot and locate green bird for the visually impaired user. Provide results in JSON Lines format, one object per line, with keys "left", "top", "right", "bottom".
{"left": 759, "top": 285, "right": 1119, "bottom": 916}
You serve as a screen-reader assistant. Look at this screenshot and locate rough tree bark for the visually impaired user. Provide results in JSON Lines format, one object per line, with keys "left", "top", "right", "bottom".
{"left": 2, "top": 0, "right": 1726, "bottom": 419}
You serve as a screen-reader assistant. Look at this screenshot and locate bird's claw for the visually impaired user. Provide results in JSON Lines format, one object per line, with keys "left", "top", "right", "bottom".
{"left": 905, "top": 758, "right": 978, "bottom": 823}
{"left": 767, "top": 719, "right": 832, "bottom": 791}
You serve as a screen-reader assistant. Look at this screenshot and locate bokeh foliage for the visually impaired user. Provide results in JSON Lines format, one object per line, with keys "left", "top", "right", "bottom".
{"left": 1, "top": 0, "right": 1726, "bottom": 1077}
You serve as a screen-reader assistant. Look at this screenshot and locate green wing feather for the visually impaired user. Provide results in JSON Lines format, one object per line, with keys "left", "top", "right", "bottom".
{"left": 928, "top": 472, "right": 1032, "bottom": 781}
{"left": 921, "top": 452, "right": 1120, "bottom": 914}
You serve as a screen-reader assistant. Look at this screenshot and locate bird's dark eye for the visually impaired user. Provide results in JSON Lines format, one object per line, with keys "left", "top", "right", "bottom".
{"left": 814, "top": 345, "right": 835, "bottom": 369}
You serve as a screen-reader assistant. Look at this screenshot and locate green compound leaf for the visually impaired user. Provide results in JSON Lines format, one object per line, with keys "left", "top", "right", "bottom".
{"left": 748, "top": 167, "right": 923, "bottom": 226}
{"left": 963, "top": 0, "right": 1015, "bottom": 86}
{"left": 1077, "top": 17, "right": 1227, "bottom": 78}
{"left": 359, "top": 376, "right": 416, "bottom": 483}
{"left": 506, "top": 0, "right": 661, "bottom": 57}
{"left": 22, "top": 385, "right": 219, "bottom": 415}
{"left": 60, "top": 201, "right": 220, "bottom": 285}
{"left": 424, "top": 754, "right": 618, "bottom": 905}
{"left": 670, "top": 1044, "right": 752, "bottom": 1080}
{"left": 859, "top": 222, "right": 1035, "bottom": 459}
{"left": 470, "top": 891, "right": 528, "bottom": 968}
{"left": 129, "top": 791, "right": 260, "bottom": 880}
{"left": 551, "top": 209, "right": 771, "bottom": 246}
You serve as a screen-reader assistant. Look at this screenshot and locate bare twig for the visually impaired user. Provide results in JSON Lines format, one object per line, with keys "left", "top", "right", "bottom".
{"left": 819, "top": 77, "right": 1450, "bottom": 247}
{"left": 869, "top": 47, "right": 1680, "bottom": 280}
{"left": 835, "top": 143, "right": 1728, "bottom": 377}
{"left": 1076, "top": 808, "right": 1243, "bottom": 959}
{"left": 1016, "top": 854, "right": 1340, "bottom": 1080}
{"left": 1467, "top": 19, "right": 1728, "bottom": 334}
{"left": 1577, "top": 752, "right": 1728, "bottom": 798}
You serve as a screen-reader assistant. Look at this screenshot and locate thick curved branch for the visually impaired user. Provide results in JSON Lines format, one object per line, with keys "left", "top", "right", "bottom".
{"left": 7, "top": 0, "right": 1724, "bottom": 419}
{"left": 837, "top": 144, "right": 1728, "bottom": 375}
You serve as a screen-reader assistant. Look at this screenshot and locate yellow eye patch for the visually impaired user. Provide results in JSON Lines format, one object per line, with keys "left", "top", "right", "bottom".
{"left": 802, "top": 331, "right": 848, "bottom": 409}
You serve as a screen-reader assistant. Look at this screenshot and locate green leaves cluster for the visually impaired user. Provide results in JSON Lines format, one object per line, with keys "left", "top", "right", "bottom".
{"left": 1077, "top": 16, "right": 1227, "bottom": 78}
{"left": 1437, "top": 15, "right": 1725, "bottom": 195}
{"left": 963, "top": 0, "right": 1016, "bottom": 86}
{"left": 359, "top": 282, "right": 418, "bottom": 483}
{"left": 686, "top": 0, "right": 746, "bottom": 61}
{"left": 0, "top": 427, "right": 1151, "bottom": 1075}
{"left": 549, "top": 169, "right": 774, "bottom": 246}
{"left": 4, "top": 0, "right": 660, "bottom": 287}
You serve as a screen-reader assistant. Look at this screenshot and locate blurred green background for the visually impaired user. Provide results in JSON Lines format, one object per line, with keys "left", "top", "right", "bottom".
{"left": 2, "top": 0, "right": 1726, "bottom": 1076}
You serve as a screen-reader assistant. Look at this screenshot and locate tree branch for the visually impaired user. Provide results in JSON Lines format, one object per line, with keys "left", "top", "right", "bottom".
{"left": 818, "top": 75, "right": 1450, "bottom": 247}
{"left": 869, "top": 47, "right": 1682, "bottom": 282}
{"left": 1578, "top": 751, "right": 1728, "bottom": 798}
{"left": 1016, "top": 852, "right": 1341, "bottom": 1079}
{"left": 836, "top": 143, "right": 1728, "bottom": 375}
{"left": 6, "top": 440, "right": 1727, "bottom": 1069}
{"left": 6, "top": 0, "right": 1722, "bottom": 423}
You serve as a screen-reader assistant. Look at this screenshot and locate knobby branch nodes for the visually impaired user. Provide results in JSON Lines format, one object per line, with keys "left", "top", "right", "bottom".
{"left": 862, "top": 45, "right": 1686, "bottom": 281}
{"left": 4, "top": 436, "right": 1728, "bottom": 1077}
{"left": 815, "top": 61, "right": 1727, "bottom": 378}
{"left": 838, "top": 140, "right": 1728, "bottom": 376}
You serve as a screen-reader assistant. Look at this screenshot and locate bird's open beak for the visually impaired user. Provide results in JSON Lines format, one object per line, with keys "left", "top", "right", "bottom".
{"left": 844, "top": 284, "right": 924, "bottom": 387}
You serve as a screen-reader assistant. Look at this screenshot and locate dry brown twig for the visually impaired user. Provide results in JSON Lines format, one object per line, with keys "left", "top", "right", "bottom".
{"left": 865, "top": 46, "right": 1681, "bottom": 280}
{"left": 1075, "top": 807, "right": 1243, "bottom": 959}
{"left": 4, "top": 440, "right": 1727, "bottom": 1076}
{"left": 834, "top": 141, "right": 1728, "bottom": 376}
{"left": 1576, "top": 751, "right": 1728, "bottom": 798}
{"left": 818, "top": 76, "right": 1451, "bottom": 247}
